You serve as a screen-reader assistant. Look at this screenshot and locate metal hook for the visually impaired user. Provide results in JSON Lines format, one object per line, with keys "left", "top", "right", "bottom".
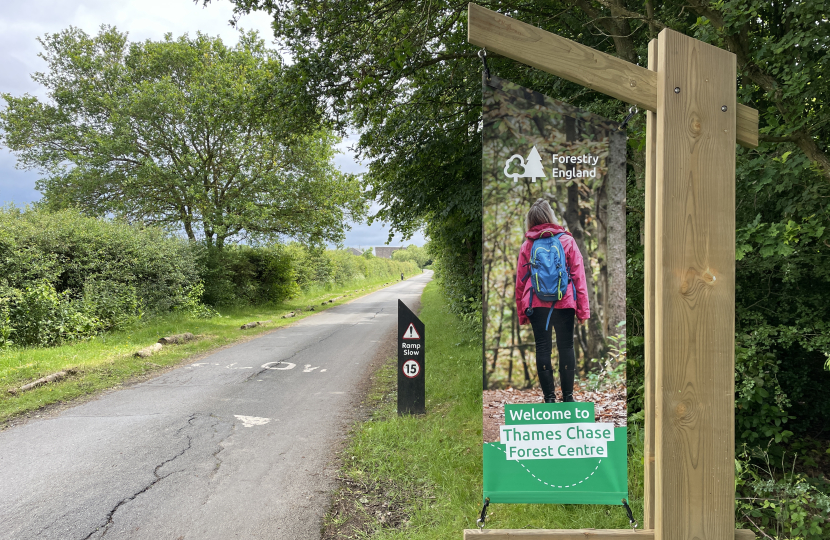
{"left": 477, "top": 497, "right": 491, "bottom": 529}
{"left": 621, "top": 498, "right": 639, "bottom": 530}
{"left": 619, "top": 105, "right": 639, "bottom": 131}
{"left": 478, "top": 48, "right": 491, "bottom": 80}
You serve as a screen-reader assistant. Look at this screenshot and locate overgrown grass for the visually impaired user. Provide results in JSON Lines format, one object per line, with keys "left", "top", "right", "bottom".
{"left": 326, "top": 281, "right": 644, "bottom": 538}
{"left": 0, "top": 272, "right": 419, "bottom": 425}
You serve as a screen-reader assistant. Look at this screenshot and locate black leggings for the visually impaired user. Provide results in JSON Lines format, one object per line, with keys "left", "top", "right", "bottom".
{"left": 528, "top": 307, "right": 576, "bottom": 374}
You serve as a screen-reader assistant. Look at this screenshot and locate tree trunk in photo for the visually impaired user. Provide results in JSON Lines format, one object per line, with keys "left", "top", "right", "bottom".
{"left": 596, "top": 176, "right": 609, "bottom": 336}
{"left": 606, "top": 132, "right": 627, "bottom": 335}
{"left": 488, "top": 276, "right": 512, "bottom": 388}
{"left": 563, "top": 116, "right": 606, "bottom": 362}
{"left": 482, "top": 258, "right": 491, "bottom": 390}
{"left": 508, "top": 305, "right": 516, "bottom": 383}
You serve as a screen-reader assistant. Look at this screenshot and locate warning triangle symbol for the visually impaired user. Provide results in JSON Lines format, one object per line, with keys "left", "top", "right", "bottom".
{"left": 402, "top": 323, "right": 420, "bottom": 340}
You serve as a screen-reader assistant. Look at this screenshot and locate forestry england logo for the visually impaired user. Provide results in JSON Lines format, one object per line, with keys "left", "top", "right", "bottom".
{"left": 504, "top": 146, "right": 601, "bottom": 182}
{"left": 504, "top": 146, "right": 545, "bottom": 182}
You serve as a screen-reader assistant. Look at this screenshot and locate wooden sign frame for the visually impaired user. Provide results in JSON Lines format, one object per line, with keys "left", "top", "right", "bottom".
{"left": 466, "top": 4, "right": 758, "bottom": 540}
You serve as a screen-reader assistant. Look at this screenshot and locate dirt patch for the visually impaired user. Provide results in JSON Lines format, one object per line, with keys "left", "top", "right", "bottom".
{"left": 321, "top": 477, "right": 416, "bottom": 538}
{"left": 483, "top": 383, "right": 627, "bottom": 443}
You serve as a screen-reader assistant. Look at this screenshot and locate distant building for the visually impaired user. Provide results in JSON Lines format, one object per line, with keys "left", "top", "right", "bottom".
{"left": 346, "top": 247, "right": 363, "bottom": 256}
{"left": 374, "top": 246, "right": 402, "bottom": 259}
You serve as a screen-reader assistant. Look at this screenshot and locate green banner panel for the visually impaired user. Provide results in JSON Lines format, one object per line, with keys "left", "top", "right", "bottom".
{"left": 483, "top": 426, "right": 628, "bottom": 505}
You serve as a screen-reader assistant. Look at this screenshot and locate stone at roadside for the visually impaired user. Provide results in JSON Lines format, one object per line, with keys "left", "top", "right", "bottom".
{"left": 135, "top": 343, "right": 163, "bottom": 358}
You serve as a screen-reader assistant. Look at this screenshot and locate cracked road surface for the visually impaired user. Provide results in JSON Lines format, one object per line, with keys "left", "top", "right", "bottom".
{"left": 0, "top": 272, "right": 431, "bottom": 540}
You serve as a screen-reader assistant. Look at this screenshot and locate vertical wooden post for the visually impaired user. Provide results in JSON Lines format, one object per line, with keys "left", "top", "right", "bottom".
{"left": 643, "top": 37, "right": 658, "bottom": 532}
{"left": 654, "top": 28, "right": 736, "bottom": 540}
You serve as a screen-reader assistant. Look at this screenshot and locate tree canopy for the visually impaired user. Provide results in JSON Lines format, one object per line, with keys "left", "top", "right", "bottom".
{"left": 391, "top": 244, "right": 431, "bottom": 268}
{"left": 0, "top": 27, "right": 366, "bottom": 247}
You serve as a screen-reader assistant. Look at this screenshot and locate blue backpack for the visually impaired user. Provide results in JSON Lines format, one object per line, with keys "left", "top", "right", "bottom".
{"left": 521, "top": 232, "right": 577, "bottom": 330}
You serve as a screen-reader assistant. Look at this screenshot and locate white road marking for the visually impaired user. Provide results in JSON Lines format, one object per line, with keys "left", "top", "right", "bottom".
{"left": 320, "top": 369, "right": 327, "bottom": 372}
{"left": 303, "top": 365, "right": 319, "bottom": 373}
{"left": 261, "top": 362, "right": 296, "bottom": 370}
{"left": 226, "top": 363, "right": 254, "bottom": 370}
{"left": 234, "top": 415, "right": 270, "bottom": 428}
{"left": 191, "top": 363, "right": 207, "bottom": 367}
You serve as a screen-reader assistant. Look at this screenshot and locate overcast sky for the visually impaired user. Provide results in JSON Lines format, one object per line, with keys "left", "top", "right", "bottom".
{"left": 0, "top": 0, "right": 425, "bottom": 249}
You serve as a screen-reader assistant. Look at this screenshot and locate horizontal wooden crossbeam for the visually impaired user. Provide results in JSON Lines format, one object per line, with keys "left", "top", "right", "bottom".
{"left": 463, "top": 529, "right": 756, "bottom": 539}
{"left": 467, "top": 3, "right": 759, "bottom": 148}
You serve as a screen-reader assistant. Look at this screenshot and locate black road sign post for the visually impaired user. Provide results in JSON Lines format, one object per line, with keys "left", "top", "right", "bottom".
{"left": 398, "top": 299, "right": 425, "bottom": 415}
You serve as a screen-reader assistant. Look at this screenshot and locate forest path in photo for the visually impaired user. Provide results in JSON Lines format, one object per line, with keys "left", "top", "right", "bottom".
{"left": 0, "top": 272, "right": 432, "bottom": 540}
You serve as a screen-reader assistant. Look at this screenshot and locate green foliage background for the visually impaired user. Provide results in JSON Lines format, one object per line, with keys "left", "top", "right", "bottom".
{"left": 0, "top": 207, "right": 418, "bottom": 347}
{"left": 0, "top": 28, "right": 366, "bottom": 248}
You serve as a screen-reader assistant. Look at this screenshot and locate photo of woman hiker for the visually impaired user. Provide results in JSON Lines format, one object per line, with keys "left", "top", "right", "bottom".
{"left": 515, "top": 199, "right": 589, "bottom": 403}
{"left": 481, "top": 84, "right": 628, "bottom": 444}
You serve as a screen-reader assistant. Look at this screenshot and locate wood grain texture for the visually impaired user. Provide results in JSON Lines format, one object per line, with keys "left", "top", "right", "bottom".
{"left": 643, "top": 37, "right": 658, "bottom": 532}
{"left": 463, "top": 530, "right": 755, "bottom": 539}
{"left": 736, "top": 105, "right": 759, "bottom": 148}
{"left": 654, "top": 28, "right": 736, "bottom": 540}
{"left": 466, "top": 3, "right": 758, "bottom": 148}
{"left": 468, "top": 3, "right": 655, "bottom": 110}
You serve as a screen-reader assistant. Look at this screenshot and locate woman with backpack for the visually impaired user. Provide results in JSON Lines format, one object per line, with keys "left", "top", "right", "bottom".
{"left": 515, "top": 199, "right": 590, "bottom": 402}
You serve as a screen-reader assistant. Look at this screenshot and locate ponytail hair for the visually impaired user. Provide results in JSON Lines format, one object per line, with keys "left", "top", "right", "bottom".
{"left": 525, "top": 198, "right": 558, "bottom": 231}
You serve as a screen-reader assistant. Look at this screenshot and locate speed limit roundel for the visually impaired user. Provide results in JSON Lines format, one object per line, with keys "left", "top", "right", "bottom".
{"left": 402, "top": 359, "right": 420, "bottom": 378}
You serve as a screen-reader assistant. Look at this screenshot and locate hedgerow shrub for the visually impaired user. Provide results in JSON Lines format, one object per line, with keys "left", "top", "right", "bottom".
{"left": 0, "top": 207, "right": 201, "bottom": 346}
{"left": 0, "top": 207, "right": 422, "bottom": 343}
{"left": 199, "top": 244, "right": 298, "bottom": 307}
{"left": 203, "top": 243, "right": 419, "bottom": 306}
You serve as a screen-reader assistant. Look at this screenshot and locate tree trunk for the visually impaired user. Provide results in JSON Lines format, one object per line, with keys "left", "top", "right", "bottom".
{"left": 596, "top": 176, "right": 608, "bottom": 335}
{"left": 483, "top": 259, "right": 491, "bottom": 390}
{"left": 563, "top": 116, "right": 606, "bottom": 362}
{"left": 606, "top": 132, "right": 627, "bottom": 334}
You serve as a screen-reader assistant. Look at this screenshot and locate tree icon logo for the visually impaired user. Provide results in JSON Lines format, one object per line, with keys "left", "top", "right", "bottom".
{"left": 504, "top": 146, "right": 546, "bottom": 182}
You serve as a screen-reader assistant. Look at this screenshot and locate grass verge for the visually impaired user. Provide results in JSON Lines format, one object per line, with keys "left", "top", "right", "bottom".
{"left": 322, "top": 281, "right": 645, "bottom": 538}
{"left": 0, "top": 271, "right": 420, "bottom": 426}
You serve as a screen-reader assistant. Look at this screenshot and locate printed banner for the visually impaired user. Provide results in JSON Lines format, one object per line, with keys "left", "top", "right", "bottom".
{"left": 482, "top": 75, "right": 628, "bottom": 505}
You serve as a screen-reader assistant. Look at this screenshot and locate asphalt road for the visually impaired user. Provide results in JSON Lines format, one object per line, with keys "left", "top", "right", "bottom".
{"left": 0, "top": 271, "right": 432, "bottom": 540}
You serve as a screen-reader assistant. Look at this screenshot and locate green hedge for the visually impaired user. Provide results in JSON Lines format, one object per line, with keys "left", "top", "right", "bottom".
{"left": 0, "top": 208, "right": 421, "bottom": 345}
{"left": 201, "top": 243, "right": 419, "bottom": 307}
{"left": 0, "top": 207, "right": 200, "bottom": 346}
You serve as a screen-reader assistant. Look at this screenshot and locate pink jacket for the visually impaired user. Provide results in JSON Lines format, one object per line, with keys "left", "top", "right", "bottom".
{"left": 515, "top": 223, "right": 591, "bottom": 325}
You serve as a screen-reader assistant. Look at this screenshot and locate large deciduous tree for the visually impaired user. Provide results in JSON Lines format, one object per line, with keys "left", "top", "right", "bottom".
{"left": 0, "top": 27, "right": 366, "bottom": 248}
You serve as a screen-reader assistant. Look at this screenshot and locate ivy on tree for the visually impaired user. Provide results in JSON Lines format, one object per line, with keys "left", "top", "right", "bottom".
{"left": 0, "top": 27, "right": 367, "bottom": 248}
